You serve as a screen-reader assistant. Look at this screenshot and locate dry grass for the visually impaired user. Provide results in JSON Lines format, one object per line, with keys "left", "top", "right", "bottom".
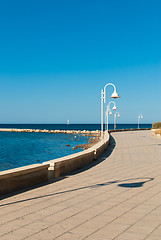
{"left": 152, "top": 122, "right": 161, "bottom": 136}
{"left": 155, "top": 129, "right": 161, "bottom": 135}
{"left": 152, "top": 122, "right": 161, "bottom": 129}
{"left": 152, "top": 129, "right": 161, "bottom": 136}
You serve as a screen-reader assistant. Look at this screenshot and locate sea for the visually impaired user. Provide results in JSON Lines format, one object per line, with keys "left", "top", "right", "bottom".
{"left": 0, "top": 124, "right": 151, "bottom": 171}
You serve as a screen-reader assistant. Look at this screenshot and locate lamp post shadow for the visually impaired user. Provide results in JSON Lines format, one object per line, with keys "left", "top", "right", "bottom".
{"left": 117, "top": 177, "right": 154, "bottom": 188}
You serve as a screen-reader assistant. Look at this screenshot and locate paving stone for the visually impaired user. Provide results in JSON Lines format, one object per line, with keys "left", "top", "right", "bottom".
{"left": 0, "top": 130, "right": 161, "bottom": 240}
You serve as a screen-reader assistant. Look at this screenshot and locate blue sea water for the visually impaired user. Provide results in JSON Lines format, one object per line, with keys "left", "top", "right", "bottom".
{"left": 0, "top": 124, "right": 151, "bottom": 171}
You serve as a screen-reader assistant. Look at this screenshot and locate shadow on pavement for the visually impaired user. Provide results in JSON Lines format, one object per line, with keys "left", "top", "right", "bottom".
{"left": 0, "top": 135, "right": 116, "bottom": 201}
{"left": 0, "top": 135, "right": 153, "bottom": 206}
{"left": 0, "top": 177, "right": 154, "bottom": 207}
{"left": 118, "top": 177, "right": 154, "bottom": 188}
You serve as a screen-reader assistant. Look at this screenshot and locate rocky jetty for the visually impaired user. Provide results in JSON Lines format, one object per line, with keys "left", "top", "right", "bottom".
{"left": 0, "top": 128, "right": 101, "bottom": 137}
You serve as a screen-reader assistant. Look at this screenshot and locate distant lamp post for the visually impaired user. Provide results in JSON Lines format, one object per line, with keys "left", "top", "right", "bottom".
{"left": 105, "top": 106, "right": 112, "bottom": 133}
{"left": 114, "top": 112, "right": 120, "bottom": 130}
{"left": 101, "top": 83, "right": 120, "bottom": 140}
{"left": 106, "top": 101, "right": 117, "bottom": 132}
{"left": 138, "top": 114, "right": 143, "bottom": 129}
{"left": 108, "top": 101, "right": 117, "bottom": 110}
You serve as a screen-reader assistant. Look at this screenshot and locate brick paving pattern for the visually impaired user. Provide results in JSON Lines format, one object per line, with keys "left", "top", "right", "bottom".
{"left": 0, "top": 130, "right": 161, "bottom": 240}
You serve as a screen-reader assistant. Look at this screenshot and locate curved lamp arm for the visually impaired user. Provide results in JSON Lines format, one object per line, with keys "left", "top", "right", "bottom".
{"left": 108, "top": 101, "right": 116, "bottom": 110}
{"left": 104, "top": 83, "right": 116, "bottom": 95}
{"left": 114, "top": 112, "right": 120, "bottom": 118}
{"left": 138, "top": 114, "right": 143, "bottom": 119}
{"left": 103, "top": 83, "right": 119, "bottom": 103}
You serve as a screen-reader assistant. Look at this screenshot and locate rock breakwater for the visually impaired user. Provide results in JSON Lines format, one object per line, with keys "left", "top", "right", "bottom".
{"left": 0, "top": 128, "right": 101, "bottom": 137}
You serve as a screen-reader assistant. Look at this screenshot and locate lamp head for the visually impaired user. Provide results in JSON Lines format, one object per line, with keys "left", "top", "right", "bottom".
{"left": 141, "top": 115, "right": 143, "bottom": 119}
{"left": 118, "top": 114, "right": 120, "bottom": 117}
{"left": 110, "top": 90, "right": 120, "bottom": 99}
{"left": 109, "top": 111, "right": 112, "bottom": 115}
{"left": 113, "top": 106, "right": 117, "bottom": 110}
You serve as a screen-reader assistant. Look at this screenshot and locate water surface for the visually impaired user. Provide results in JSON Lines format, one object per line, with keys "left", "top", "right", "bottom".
{"left": 0, "top": 131, "right": 90, "bottom": 171}
{"left": 0, "top": 124, "right": 152, "bottom": 171}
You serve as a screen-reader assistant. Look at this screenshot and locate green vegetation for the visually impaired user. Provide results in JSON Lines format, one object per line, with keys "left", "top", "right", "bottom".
{"left": 152, "top": 122, "right": 161, "bottom": 129}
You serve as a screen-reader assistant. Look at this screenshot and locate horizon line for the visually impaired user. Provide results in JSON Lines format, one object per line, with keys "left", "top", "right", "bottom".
{"left": 0, "top": 123, "right": 152, "bottom": 125}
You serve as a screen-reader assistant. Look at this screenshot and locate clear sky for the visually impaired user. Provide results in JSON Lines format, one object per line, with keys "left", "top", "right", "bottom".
{"left": 0, "top": 0, "right": 160, "bottom": 124}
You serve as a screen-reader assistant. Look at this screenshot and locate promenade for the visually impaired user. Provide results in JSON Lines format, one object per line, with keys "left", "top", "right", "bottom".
{"left": 0, "top": 130, "right": 161, "bottom": 240}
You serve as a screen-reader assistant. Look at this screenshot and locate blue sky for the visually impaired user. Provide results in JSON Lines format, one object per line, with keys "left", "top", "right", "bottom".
{"left": 0, "top": 0, "right": 160, "bottom": 124}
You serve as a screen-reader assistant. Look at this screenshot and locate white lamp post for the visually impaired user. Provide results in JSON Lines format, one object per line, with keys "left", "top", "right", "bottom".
{"left": 105, "top": 101, "right": 117, "bottom": 132}
{"left": 101, "top": 83, "right": 120, "bottom": 140}
{"left": 108, "top": 101, "right": 117, "bottom": 110}
{"left": 114, "top": 112, "right": 120, "bottom": 130}
{"left": 105, "top": 106, "right": 112, "bottom": 133}
{"left": 138, "top": 114, "right": 143, "bottom": 129}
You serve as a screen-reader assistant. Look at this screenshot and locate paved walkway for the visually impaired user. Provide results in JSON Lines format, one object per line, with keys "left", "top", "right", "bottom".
{"left": 0, "top": 130, "right": 161, "bottom": 240}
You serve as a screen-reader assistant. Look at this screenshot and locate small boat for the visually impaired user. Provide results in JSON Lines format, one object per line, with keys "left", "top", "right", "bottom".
{"left": 67, "top": 120, "right": 70, "bottom": 125}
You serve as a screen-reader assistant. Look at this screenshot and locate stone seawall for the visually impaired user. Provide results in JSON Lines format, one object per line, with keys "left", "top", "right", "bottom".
{"left": 0, "top": 129, "right": 150, "bottom": 196}
{"left": 43, "top": 132, "right": 110, "bottom": 179}
{"left": 0, "top": 131, "right": 109, "bottom": 195}
{"left": 0, "top": 164, "right": 49, "bottom": 195}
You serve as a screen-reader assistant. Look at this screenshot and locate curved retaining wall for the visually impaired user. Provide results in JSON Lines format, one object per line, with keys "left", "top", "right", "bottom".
{"left": 43, "top": 131, "right": 110, "bottom": 178}
{"left": 0, "top": 129, "right": 150, "bottom": 196}
{"left": 0, "top": 132, "right": 109, "bottom": 195}
{"left": 0, "top": 164, "right": 49, "bottom": 195}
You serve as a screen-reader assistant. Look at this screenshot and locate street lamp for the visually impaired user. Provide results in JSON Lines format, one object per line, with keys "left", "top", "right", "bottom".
{"left": 108, "top": 101, "right": 117, "bottom": 110}
{"left": 101, "top": 83, "right": 120, "bottom": 140}
{"left": 105, "top": 101, "right": 117, "bottom": 132}
{"left": 105, "top": 106, "right": 112, "bottom": 133}
{"left": 114, "top": 112, "right": 120, "bottom": 130}
{"left": 138, "top": 114, "right": 143, "bottom": 129}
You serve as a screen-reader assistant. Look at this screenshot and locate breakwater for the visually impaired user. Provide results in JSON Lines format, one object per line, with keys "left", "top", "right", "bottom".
{"left": 0, "top": 128, "right": 101, "bottom": 136}
{"left": 0, "top": 127, "right": 151, "bottom": 134}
